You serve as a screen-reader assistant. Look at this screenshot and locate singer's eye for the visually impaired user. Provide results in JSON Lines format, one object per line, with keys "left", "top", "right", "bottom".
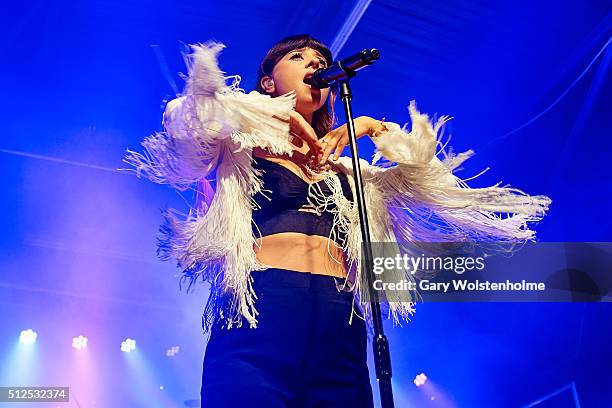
{"left": 289, "top": 52, "right": 327, "bottom": 68}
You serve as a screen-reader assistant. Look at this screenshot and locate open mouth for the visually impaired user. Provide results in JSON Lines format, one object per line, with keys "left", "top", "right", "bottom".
{"left": 303, "top": 73, "right": 313, "bottom": 85}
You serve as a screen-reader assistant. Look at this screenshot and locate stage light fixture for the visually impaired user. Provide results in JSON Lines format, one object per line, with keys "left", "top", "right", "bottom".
{"left": 166, "top": 345, "right": 180, "bottom": 357}
{"left": 72, "top": 335, "right": 88, "bottom": 350}
{"left": 19, "top": 329, "right": 37, "bottom": 345}
{"left": 121, "top": 338, "right": 136, "bottom": 353}
{"left": 413, "top": 372, "right": 428, "bottom": 387}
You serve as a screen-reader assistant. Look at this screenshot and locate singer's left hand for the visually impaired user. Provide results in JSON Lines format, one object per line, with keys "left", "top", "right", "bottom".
{"left": 318, "top": 116, "right": 385, "bottom": 164}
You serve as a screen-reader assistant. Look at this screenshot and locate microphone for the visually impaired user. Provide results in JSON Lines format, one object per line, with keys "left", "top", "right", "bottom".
{"left": 304, "top": 48, "right": 380, "bottom": 89}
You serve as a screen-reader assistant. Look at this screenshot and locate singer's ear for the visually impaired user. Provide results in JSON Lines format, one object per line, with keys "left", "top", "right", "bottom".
{"left": 260, "top": 76, "right": 276, "bottom": 95}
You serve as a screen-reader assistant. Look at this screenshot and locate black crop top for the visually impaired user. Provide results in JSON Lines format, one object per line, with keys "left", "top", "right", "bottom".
{"left": 251, "top": 157, "right": 354, "bottom": 245}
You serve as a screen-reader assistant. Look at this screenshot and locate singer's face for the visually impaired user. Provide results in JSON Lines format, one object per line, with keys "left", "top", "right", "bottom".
{"left": 270, "top": 47, "right": 330, "bottom": 115}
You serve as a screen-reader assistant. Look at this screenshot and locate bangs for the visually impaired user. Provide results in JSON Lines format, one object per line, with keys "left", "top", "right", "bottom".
{"left": 259, "top": 35, "right": 333, "bottom": 77}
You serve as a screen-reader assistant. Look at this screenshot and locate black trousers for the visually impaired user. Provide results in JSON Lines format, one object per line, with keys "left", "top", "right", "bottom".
{"left": 201, "top": 267, "right": 374, "bottom": 408}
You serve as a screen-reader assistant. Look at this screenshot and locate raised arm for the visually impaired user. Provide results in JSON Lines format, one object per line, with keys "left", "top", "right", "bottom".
{"left": 123, "top": 41, "right": 298, "bottom": 190}
{"left": 342, "top": 101, "right": 552, "bottom": 243}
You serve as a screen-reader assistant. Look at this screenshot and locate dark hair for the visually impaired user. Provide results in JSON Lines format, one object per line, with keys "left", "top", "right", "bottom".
{"left": 255, "top": 34, "right": 337, "bottom": 139}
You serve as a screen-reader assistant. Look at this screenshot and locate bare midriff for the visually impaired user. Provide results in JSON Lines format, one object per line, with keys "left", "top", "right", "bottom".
{"left": 253, "top": 232, "right": 348, "bottom": 278}
{"left": 252, "top": 146, "right": 349, "bottom": 279}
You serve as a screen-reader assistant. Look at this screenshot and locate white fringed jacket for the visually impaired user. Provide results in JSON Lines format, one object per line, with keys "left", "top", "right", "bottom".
{"left": 124, "top": 42, "right": 551, "bottom": 334}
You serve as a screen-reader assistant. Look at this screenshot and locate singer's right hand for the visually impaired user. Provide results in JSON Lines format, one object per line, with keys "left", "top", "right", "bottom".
{"left": 275, "top": 110, "right": 324, "bottom": 162}
{"left": 317, "top": 116, "right": 376, "bottom": 164}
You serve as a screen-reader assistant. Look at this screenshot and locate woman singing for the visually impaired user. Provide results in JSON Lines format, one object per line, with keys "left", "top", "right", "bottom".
{"left": 125, "top": 34, "right": 551, "bottom": 407}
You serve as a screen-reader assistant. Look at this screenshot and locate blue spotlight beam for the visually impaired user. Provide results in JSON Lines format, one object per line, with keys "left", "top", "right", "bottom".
{"left": 0, "top": 148, "right": 124, "bottom": 174}
{"left": 151, "top": 44, "right": 180, "bottom": 96}
{"left": 521, "top": 381, "right": 582, "bottom": 408}
{"left": 329, "top": 0, "right": 373, "bottom": 59}
{"left": 483, "top": 35, "right": 611, "bottom": 149}
{"left": 548, "top": 42, "right": 611, "bottom": 195}
{"left": 571, "top": 381, "right": 582, "bottom": 408}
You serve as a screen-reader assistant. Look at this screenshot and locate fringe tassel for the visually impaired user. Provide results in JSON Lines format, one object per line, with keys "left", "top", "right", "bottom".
{"left": 122, "top": 40, "right": 301, "bottom": 334}
{"left": 369, "top": 100, "right": 551, "bottom": 243}
{"left": 329, "top": 101, "right": 551, "bottom": 338}
{"left": 305, "top": 159, "right": 419, "bottom": 342}
{"left": 123, "top": 41, "right": 297, "bottom": 188}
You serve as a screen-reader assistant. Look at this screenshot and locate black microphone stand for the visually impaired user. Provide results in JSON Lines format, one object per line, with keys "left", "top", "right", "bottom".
{"left": 338, "top": 73, "right": 395, "bottom": 408}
